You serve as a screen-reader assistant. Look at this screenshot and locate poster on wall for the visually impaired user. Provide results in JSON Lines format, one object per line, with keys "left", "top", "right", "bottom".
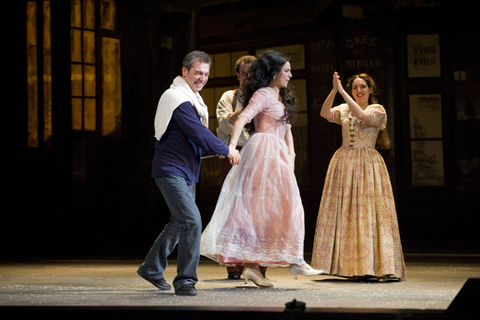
{"left": 409, "top": 94, "right": 444, "bottom": 185}
{"left": 409, "top": 94, "right": 442, "bottom": 139}
{"left": 411, "top": 140, "right": 444, "bottom": 186}
{"left": 407, "top": 34, "right": 441, "bottom": 78}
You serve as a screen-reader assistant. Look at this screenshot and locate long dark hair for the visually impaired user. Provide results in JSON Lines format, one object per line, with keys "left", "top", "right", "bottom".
{"left": 241, "top": 50, "right": 297, "bottom": 133}
{"left": 347, "top": 73, "right": 390, "bottom": 149}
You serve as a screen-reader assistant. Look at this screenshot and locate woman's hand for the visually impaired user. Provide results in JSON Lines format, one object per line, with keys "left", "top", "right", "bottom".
{"left": 334, "top": 72, "right": 346, "bottom": 95}
{"left": 320, "top": 72, "right": 341, "bottom": 120}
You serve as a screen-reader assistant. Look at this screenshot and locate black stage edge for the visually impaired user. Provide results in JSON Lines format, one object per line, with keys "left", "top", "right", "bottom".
{"left": 445, "top": 278, "right": 480, "bottom": 318}
{"left": 0, "top": 306, "right": 464, "bottom": 320}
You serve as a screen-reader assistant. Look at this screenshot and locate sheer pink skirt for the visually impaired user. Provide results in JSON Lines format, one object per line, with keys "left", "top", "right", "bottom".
{"left": 201, "top": 133, "right": 305, "bottom": 267}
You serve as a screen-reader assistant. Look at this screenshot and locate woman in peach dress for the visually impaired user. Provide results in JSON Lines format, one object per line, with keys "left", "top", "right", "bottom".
{"left": 201, "top": 50, "right": 322, "bottom": 287}
{"left": 311, "top": 72, "right": 406, "bottom": 281}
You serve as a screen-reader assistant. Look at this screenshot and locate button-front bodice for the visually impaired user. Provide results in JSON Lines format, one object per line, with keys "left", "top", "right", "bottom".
{"left": 330, "top": 103, "right": 387, "bottom": 149}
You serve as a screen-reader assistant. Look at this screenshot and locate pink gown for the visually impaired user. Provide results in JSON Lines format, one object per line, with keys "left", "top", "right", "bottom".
{"left": 200, "top": 88, "right": 305, "bottom": 266}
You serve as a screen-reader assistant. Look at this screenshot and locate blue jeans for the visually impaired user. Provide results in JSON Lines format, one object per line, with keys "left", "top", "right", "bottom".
{"left": 139, "top": 176, "right": 201, "bottom": 288}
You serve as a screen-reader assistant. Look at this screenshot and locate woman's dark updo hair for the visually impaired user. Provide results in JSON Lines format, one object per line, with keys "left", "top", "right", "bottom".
{"left": 241, "top": 50, "right": 297, "bottom": 133}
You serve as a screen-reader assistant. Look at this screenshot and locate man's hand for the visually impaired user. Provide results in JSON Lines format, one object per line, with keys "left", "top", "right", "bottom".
{"left": 227, "top": 145, "right": 241, "bottom": 165}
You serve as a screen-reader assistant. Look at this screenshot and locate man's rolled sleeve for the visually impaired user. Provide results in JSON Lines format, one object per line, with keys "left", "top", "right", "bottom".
{"left": 216, "top": 90, "right": 235, "bottom": 137}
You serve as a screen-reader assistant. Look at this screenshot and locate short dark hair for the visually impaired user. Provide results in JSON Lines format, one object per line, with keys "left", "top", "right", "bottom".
{"left": 235, "top": 55, "right": 256, "bottom": 74}
{"left": 182, "top": 50, "right": 212, "bottom": 71}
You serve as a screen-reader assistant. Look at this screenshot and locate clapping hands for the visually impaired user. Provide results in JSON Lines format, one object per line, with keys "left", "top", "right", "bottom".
{"left": 333, "top": 72, "right": 346, "bottom": 94}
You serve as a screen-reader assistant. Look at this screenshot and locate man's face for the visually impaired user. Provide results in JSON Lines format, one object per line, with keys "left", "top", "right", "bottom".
{"left": 237, "top": 62, "right": 252, "bottom": 91}
{"left": 182, "top": 60, "right": 210, "bottom": 93}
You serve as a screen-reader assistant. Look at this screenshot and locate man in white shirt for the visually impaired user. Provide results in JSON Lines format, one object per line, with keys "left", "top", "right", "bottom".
{"left": 216, "top": 55, "right": 255, "bottom": 179}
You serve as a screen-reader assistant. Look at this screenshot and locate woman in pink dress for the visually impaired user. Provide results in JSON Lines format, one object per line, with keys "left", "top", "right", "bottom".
{"left": 311, "top": 72, "right": 406, "bottom": 281}
{"left": 201, "top": 50, "right": 322, "bottom": 287}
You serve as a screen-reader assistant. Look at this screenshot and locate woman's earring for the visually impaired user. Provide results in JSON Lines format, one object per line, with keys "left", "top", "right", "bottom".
{"left": 273, "top": 75, "right": 276, "bottom": 79}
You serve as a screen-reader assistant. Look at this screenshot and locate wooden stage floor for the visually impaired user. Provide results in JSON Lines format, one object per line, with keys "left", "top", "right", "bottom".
{"left": 0, "top": 254, "right": 479, "bottom": 319}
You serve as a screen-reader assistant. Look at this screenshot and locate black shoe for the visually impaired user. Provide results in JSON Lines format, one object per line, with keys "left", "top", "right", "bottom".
{"left": 378, "top": 276, "right": 401, "bottom": 282}
{"left": 137, "top": 267, "right": 171, "bottom": 290}
{"left": 346, "top": 276, "right": 365, "bottom": 282}
{"left": 175, "top": 283, "right": 197, "bottom": 296}
{"left": 228, "top": 272, "right": 242, "bottom": 280}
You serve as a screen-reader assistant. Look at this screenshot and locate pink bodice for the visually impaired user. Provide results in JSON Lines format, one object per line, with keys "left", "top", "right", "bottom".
{"left": 239, "top": 88, "right": 287, "bottom": 140}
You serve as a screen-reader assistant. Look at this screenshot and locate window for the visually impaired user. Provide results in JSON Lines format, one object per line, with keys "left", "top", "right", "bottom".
{"left": 71, "top": 0, "right": 96, "bottom": 131}
{"left": 70, "top": 0, "right": 121, "bottom": 136}
{"left": 26, "top": 0, "right": 52, "bottom": 148}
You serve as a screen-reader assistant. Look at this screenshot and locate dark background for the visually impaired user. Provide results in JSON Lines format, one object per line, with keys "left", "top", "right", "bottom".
{"left": 3, "top": 0, "right": 479, "bottom": 259}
